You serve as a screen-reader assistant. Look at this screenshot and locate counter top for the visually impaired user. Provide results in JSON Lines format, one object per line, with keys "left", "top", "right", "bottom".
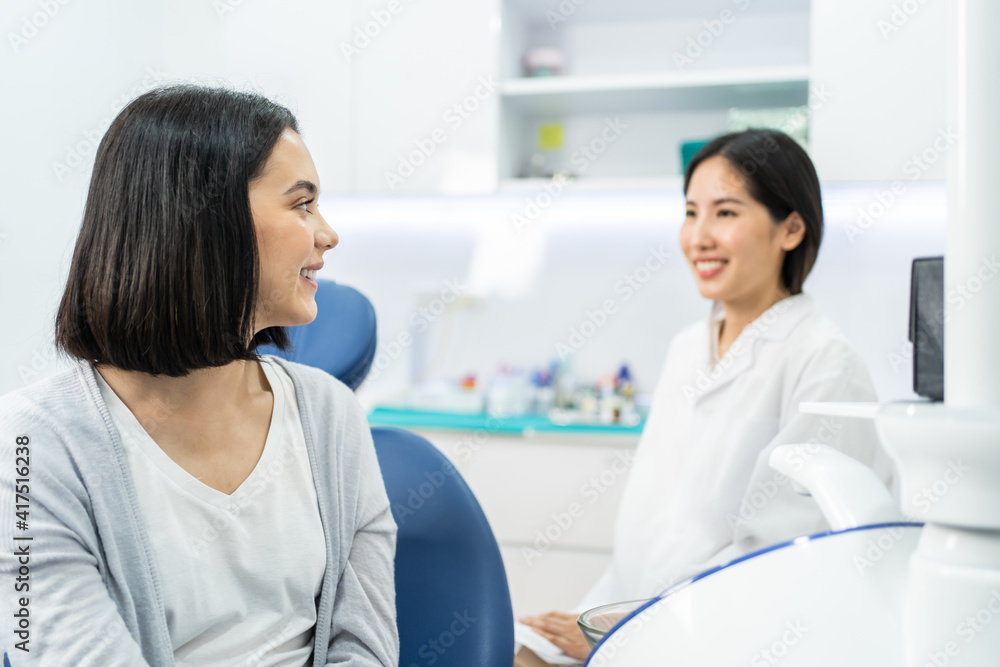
{"left": 367, "top": 406, "right": 645, "bottom": 437}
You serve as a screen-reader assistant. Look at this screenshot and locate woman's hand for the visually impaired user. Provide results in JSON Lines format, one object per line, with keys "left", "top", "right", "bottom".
{"left": 519, "top": 611, "right": 592, "bottom": 660}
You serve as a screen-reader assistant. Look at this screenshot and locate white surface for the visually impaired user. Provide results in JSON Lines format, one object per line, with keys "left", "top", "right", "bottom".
{"left": 809, "top": 0, "right": 948, "bottom": 181}
{"left": 874, "top": 402, "right": 1000, "bottom": 659}
{"left": 875, "top": 402, "right": 1000, "bottom": 529}
{"left": 589, "top": 524, "right": 922, "bottom": 665}
{"left": 503, "top": 0, "right": 808, "bottom": 26}
{"left": 351, "top": 0, "right": 500, "bottom": 194}
{"left": 878, "top": 5, "right": 1000, "bottom": 661}
{"left": 500, "top": 66, "right": 809, "bottom": 116}
{"left": 945, "top": 0, "right": 1000, "bottom": 409}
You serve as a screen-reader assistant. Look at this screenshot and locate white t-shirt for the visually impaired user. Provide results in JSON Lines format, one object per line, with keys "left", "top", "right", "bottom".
{"left": 95, "top": 358, "right": 326, "bottom": 667}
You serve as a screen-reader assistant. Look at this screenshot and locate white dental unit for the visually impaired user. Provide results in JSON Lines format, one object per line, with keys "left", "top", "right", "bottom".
{"left": 584, "top": 0, "right": 1000, "bottom": 664}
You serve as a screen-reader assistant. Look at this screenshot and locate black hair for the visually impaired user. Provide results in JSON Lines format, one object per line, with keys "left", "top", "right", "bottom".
{"left": 56, "top": 84, "right": 297, "bottom": 377}
{"left": 683, "top": 129, "right": 823, "bottom": 295}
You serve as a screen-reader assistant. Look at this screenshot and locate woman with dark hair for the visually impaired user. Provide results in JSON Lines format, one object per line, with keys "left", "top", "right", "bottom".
{"left": 516, "top": 130, "right": 892, "bottom": 664}
{"left": 0, "top": 85, "right": 398, "bottom": 665}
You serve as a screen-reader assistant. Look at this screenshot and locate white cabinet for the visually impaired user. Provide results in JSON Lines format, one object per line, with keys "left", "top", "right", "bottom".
{"left": 412, "top": 429, "right": 638, "bottom": 617}
{"left": 498, "top": 0, "right": 812, "bottom": 187}
{"left": 808, "top": 0, "right": 948, "bottom": 182}
{"left": 350, "top": 0, "right": 501, "bottom": 194}
{"left": 338, "top": 0, "right": 946, "bottom": 193}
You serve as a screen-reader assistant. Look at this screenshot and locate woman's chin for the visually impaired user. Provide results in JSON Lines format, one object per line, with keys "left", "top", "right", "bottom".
{"left": 695, "top": 282, "right": 728, "bottom": 302}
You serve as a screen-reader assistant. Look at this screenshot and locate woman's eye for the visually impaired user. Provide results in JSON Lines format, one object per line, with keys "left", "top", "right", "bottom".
{"left": 684, "top": 209, "right": 695, "bottom": 218}
{"left": 718, "top": 209, "right": 736, "bottom": 217}
{"left": 296, "top": 198, "right": 315, "bottom": 213}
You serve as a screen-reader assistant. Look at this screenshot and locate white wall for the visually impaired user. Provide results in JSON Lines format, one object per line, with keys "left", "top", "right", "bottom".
{"left": 810, "top": 0, "right": 948, "bottom": 181}
{"left": 325, "top": 183, "right": 946, "bottom": 407}
{"left": 1, "top": 0, "right": 165, "bottom": 394}
{"left": 0, "top": 0, "right": 354, "bottom": 396}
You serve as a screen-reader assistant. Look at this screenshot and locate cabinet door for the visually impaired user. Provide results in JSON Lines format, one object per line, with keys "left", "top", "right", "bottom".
{"left": 350, "top": 0, "right": 500, "bottom": 194}
{"left": 809, "top": 0, "right": 947, "bottom": 182}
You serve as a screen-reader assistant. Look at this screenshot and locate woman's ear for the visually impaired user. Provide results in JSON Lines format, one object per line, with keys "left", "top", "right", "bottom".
{"left": 780, "top": 212, "right": 807, "bottom": 251}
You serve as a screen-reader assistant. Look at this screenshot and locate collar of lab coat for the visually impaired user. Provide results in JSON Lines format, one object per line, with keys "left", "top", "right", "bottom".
{"left": 697, "top": 292, "right": 814, "bottom": 404}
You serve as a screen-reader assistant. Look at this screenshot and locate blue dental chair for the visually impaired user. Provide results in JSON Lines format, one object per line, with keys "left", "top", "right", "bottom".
{"left": 261, "top": 280, "right": 515, "bottom": 666}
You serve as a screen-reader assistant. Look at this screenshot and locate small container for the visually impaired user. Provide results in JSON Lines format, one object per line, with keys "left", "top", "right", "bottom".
{"left": 577, "top": 599, "right": 650, "bottom": 648}
{"left": 523, "top": 47, "right": 565, "bottom": 77}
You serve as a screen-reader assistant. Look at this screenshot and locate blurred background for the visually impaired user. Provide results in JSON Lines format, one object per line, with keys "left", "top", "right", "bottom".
{"left": 0, "top": 0, "right": 948, "bottom": 615}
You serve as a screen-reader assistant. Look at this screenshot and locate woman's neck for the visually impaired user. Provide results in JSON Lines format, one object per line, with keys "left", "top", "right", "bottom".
{"left": 95, "top": 359, "right": 270, "bottom": 426}
{"left": 718, "top": 284, "right": 791, "bottom": 357}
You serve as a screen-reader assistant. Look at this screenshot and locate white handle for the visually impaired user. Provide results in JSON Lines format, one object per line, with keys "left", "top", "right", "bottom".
{"left": 769, "top": 444, "right": 901, "bottom": 531}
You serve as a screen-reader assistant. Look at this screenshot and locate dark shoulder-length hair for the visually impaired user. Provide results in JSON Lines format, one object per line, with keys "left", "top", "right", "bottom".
{"left": 683, "top": 129, "right": 823, "bottom": 295}
{"left": 56, "top": 84, "right": 296, "bottom": 377}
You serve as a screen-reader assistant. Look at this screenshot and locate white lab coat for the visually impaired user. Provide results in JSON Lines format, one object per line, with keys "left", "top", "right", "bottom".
{"left": 577, "top": 291, "right": 894, "bottom": 610}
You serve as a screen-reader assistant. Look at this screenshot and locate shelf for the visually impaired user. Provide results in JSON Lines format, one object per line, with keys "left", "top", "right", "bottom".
{"left": 504, "top": 0, "right": 809, "bottom": 26}
{"left": 501, "top": 65, "right": 811, "bottom": 116}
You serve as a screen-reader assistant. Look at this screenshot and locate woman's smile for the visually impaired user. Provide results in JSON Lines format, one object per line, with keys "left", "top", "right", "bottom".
{"left": 694, "top": 258, "right": 728, "bottom": 279}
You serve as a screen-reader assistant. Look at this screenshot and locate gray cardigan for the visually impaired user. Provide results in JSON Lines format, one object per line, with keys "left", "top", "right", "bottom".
{"left": 0, "top": 356, "right": 398, "bottom": 666}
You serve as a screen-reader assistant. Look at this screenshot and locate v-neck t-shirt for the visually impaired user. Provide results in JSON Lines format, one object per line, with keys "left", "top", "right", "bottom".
{"left": 94, "top": 357, "right": 325, "bottom": 666}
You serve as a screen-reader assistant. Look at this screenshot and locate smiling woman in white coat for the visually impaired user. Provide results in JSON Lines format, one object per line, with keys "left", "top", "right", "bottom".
{"left": 516, "top": 129, "right": 894, "bottom": 664}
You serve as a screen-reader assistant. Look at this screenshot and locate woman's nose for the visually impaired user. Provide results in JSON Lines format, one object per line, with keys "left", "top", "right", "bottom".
{"left": 689, "top": 214, "right": 715, "bottom": 250}
{"left": 315, "top": 211, "right": 338, "bottom": 250}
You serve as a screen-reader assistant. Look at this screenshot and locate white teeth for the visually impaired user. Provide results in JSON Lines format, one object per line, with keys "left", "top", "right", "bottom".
{"left": 696, "top": 260, "right": 726, "bottom": 271}
{"left": 300, "top": 268, "right": 317, "bottom": 280}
